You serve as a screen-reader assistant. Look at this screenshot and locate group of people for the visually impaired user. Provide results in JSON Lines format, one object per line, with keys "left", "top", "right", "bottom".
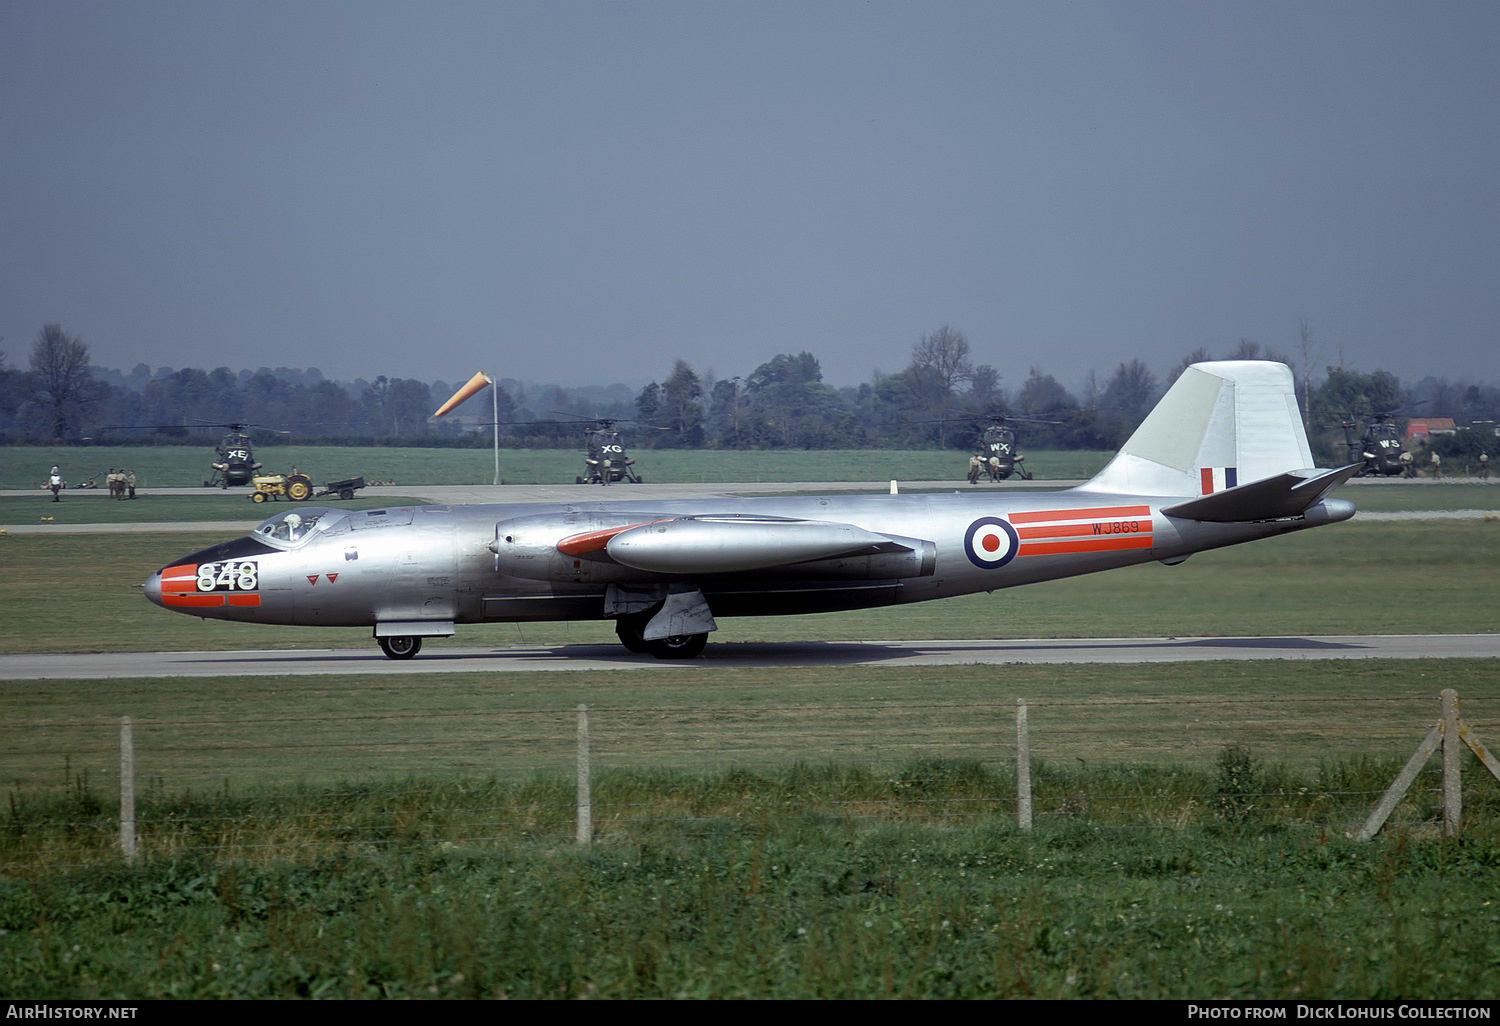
{"left": 105, "top": 468, "right": 137, "bottom": 499}
{"left": 43, "top": 465, "right": 138, "bottom": 500}
{"left": 1398, "top": 450, "right": 1490, "bottom": 479}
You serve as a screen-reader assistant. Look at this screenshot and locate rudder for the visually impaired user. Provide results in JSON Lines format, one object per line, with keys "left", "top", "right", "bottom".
{"left": 1078, "top": 361, "right": 1314, "bottom": 497}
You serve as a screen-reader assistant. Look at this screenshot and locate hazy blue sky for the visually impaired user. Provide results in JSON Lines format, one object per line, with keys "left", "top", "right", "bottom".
{"left": 3, "top": 0, "right": 1496, "bottom": 392}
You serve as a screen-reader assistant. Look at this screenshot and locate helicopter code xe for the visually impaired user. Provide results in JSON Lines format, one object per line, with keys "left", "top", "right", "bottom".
{"left": 145, "top": 362, "right": 1357, "bottom": 660}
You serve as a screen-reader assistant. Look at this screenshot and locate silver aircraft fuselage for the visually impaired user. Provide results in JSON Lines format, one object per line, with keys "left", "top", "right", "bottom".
{"left": 142, "top": 363, "right": 1359, "bottom": 660}
{"left": 144, "top": 488, "right": 1353, "bottom": 639}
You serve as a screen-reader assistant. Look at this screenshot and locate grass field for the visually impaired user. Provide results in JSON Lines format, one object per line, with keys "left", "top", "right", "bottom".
{"left": 3, "top": 444, "right": 1112, "bottom": 489}
{"left": 6, "top": 659, "right": 1498, "bottom": 790}
{"left": 2, "top": 474, "right": 1498, "bottom": 999}
{"left": 3, "top": 761, "right": 1498, "bottom": 999}
{"left": 1, "top": 518, "right": 1495, "bottom": 654}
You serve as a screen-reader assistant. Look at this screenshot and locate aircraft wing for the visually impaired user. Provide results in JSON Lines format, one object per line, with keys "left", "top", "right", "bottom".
{"left": 558, "top": 514, "right": 925, "bottom": 575}
{"left": 1162, "top": 464, "right": 1362, "bottom": 523}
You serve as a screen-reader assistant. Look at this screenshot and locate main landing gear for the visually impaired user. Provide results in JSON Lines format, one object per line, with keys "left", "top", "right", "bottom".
{"left": 614, "top": 613, "right": 708, "bottom": 659}
{"left": 378, "top": 636, "right": 422, "bottom": 659}
{"left": 372, "top": 619, "right": 709, "bottom": 661}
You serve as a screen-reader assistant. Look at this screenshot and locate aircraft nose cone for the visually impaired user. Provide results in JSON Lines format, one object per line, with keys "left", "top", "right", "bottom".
{"left": 143, "top": 570, "right": 163, "bottom": 607}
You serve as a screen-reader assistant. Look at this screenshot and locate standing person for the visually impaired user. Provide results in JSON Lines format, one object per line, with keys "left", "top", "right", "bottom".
{"left": 1480, "top": 451, "right": 1490, "bottom": 480}
{"left": 127, "top": 469, "right": 137, "bottom": 499}
{"left": 48, "top": 465, "right": 62, "bottom": 502}
{"left": 1430, "top": 451, "right": 1441, "bottom": 478}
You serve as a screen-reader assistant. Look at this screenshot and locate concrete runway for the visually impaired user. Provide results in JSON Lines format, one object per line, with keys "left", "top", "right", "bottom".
{"left": 5, "top": 480, "right": 1494, "bottom": 679}
{"left": 6, "top": 634, "right": 1499, "bottom": 680}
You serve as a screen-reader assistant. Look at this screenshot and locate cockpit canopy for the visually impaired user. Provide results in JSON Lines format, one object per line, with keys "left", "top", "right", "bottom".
{"left": 253, "top": 506, "right": 344, "bottom": 548}
{"left": 251, "top": 506, "right": 421, "bottom": 548}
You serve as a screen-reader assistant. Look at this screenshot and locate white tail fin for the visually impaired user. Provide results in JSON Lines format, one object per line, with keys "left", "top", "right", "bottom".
{"left": 1079, "top": 361, "right": 1315, "bottom": 497}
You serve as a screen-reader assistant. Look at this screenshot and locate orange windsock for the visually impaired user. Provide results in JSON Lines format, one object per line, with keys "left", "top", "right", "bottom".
{"left": 433, "top": 371, "right": 494, "bottom": 417}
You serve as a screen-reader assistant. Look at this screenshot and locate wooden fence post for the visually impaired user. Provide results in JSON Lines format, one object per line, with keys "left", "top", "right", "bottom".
{"left": 120, "top": 716, "right": 136, "bottom": 865}
{"left": 1442, "top": 689, "right": 1461, "bottom": 837}
{"left": 1016, "top": 700, "right": 1032, "bottom": 831}
{"left": 1355, "top": 689, "right": 1500, "bottom": 841}
{"left": 576, "top": 704, "right": 592, "bottom": 847}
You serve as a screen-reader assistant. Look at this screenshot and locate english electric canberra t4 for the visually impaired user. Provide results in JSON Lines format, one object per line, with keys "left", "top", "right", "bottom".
{"left": 145, "top": 362, "right": 1356, "bottom": 660}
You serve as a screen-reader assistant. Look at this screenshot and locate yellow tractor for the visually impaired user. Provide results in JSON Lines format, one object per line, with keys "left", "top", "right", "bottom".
{"left": 250, "top": 472, "right": 313, "bottom": 503}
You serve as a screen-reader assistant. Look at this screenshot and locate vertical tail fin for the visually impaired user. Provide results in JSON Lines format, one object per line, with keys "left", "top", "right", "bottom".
{"left": 1078, "top": 361, "right": 1315, "bottom": 497}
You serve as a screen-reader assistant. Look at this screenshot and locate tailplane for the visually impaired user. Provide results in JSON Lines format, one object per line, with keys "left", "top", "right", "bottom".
{"left": 1078, "top": 361, "right": 1323, "bottom": 503}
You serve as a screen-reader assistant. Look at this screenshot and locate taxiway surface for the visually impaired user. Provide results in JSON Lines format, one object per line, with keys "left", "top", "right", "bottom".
{"left": 7, "top": 634, "right": 1499, "bottom": 680}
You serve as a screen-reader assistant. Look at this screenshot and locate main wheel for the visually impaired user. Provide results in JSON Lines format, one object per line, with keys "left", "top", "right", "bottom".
{"left": 378, "top": 636, "right": 422, "bottom": 660}
{"left": 615, "top": 615, "right": 650, "bottom": 654}
{"left": 648, "top": 633, "right": 707, "bottom": 659}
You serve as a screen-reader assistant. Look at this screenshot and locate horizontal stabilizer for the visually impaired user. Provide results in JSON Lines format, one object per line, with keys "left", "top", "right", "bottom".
{"left": 1163, "top": 464, "right": 1362, "bottom": 523}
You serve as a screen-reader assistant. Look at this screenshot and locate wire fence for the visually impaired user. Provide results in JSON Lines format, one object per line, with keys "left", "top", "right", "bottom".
{"left": 5, "top": 690, "right": 1498, "bottom": 871}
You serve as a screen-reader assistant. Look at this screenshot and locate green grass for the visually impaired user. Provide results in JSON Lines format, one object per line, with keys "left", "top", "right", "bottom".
{"left": 11, "top": 444, "right": 1498, "bottom": 496}
{"left": 2, "top": 762, "right": 1498, "bottom": 999}
{"left": 5, "top": 659, "right": 1497, "bottom": 791}
{"left": 1341, "top": 480, "right": 1500, "bottom": 512}
{"left": 0, "top": 491, "right": 432, "bottom": 526}
{"left": 0, "top": 519, "right": 1494, "bottom": 655}
{"left": 2, "top": 444, "right": 1112, "bottom": 489}
{"left": 3, "top": 468, "right": 1498, "bottom": 1000}
{"left": 3, "top": 481, "right": 1495, "bottom": 532}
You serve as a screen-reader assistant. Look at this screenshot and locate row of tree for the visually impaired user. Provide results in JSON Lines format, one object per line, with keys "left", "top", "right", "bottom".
{"left": 4, "top": 324, "right": 1497, "bottom": 466}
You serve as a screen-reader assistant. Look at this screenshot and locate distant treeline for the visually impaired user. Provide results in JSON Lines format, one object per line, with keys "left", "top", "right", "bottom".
{"left": 4, "top": 323, "right": 1497, "bottom": 464}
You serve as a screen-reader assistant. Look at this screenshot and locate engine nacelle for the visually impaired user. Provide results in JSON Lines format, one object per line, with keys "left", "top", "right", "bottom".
{"left": 491, "top": 512, "right": 936, "bottom": 584}
{"left": 492, "top": 512, "right": 673, "bottom": 583}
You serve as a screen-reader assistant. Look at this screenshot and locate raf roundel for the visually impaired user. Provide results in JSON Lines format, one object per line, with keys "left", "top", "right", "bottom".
{"left": 963, "top": 516, "right": 1019, "bottom": 570}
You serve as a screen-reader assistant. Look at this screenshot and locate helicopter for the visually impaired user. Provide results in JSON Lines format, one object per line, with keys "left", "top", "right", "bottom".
{"left": 1339, "top": 410, "right": 1416, "bottom": 478}
{"left": 576, "top": 418, "right": 643, "bottom": 485}
{"left": 968, "top": 416, "right": 1030, "bottom": 483}
{"left": 100, "top": 420, "right": 282, "bottom": 487}
{"left": 964, "top": 413, "right": 1064, "bottom": 484}
{"left": 205, "top": 423, "right": 268, "bottom": 488}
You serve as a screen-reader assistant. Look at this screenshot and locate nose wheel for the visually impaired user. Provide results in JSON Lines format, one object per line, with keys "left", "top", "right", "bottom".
{"left": 378, "top": 636, "right": 422, "bottom": 659}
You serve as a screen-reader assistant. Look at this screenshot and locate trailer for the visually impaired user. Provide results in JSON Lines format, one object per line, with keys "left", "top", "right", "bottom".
{"left": 315, "top": 476, "right": 366, "bottom": 500}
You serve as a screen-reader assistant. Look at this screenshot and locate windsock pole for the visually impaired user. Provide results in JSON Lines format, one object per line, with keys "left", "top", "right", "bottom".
{"left": 433, "top": 371, "right": 501, "bottom": 485}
